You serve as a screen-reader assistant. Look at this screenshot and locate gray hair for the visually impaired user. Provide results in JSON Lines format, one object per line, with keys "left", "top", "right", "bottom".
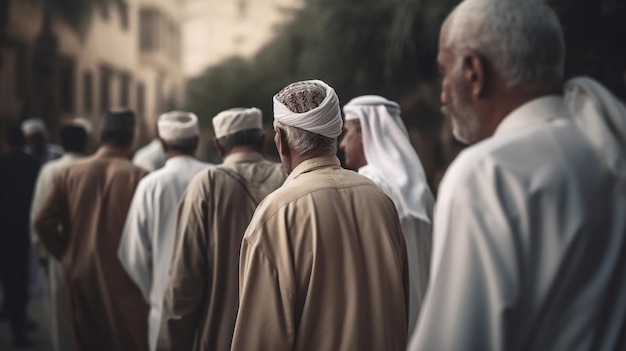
{"left": 446, "top": 0, "right": 565, "bottom": 88}
{"left": 274, "top": 121, "right": 337, "bottom": 157}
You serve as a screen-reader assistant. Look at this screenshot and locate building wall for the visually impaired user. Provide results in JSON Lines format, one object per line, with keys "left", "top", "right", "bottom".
{"left": 182, "top": 0, "right": 302, "bottom": 78}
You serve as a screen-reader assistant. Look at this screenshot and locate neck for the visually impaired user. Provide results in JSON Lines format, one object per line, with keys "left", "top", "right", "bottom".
{"left": 100, "top": 143, "right": 130, "bottom": 155}
{"left": 222, "top": 145, "right": 260, "bottom": 159}
{"left": 165, "top": 150, "right": 193, "bottom": 160}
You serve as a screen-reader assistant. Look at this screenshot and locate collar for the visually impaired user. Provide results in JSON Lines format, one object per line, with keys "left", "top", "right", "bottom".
{"left": 223, "top": 151, "right": 265, "bottom": 165}
{"left": 164, "top": 155, "right": 196, "bottom": 168}
{"left": 495, "top": 95, "right": 568, "bottom": 136}
{"left": 95, "top": 147, "right": 130, "bottom": 159}
{"left": 285, "top": 156, "right": 340, "bottom": 185}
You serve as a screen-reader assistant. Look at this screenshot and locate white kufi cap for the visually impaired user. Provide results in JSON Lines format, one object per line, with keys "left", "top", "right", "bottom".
{"left": 212, "top": 107, "right": 262, "bottom": 138}
{"left": 21, "top": 118, "right": 47, "bottom": 136}
{"left": 157, "top": 111, "right": 200, "bottom": 141}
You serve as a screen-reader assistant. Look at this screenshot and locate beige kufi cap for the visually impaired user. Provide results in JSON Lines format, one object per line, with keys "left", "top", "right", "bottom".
{"left": 212, "top": 108, "right": 262, "bottom": 138}
{"left": 157, "top": 111, "right": 200, "bottom": 141}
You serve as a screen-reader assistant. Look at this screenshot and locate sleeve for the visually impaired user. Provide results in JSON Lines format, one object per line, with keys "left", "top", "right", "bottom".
{"left": 118, "top": 180, "right": 153, "bottom": 301}
{"left": 408, "top": 167, "right": 519, "bottom": 351}
{"left": 157, "top": 176, "right": 210, "bottom": 351}
{"left": 33, "top": 171, "right": 70, "bottom": 260}
{"left": 230, "top": 226, "right": 295, "bottom": 351}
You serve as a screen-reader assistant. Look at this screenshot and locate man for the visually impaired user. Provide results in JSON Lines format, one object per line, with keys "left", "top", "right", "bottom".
{"left": 21, "top": 117, "right": 64, "bottom": 164}
{"left": 35, "top": 109, "right": 149, "bottom": 351}
{"left": 230, "top": 80, "right": 408, "bottom": 351}
{"left": 409, "top": 1, "right": 626, "bottom": 350}
{"left": 30, "top": 123, "right": 88, "bottom": 351}
{"left": 118, "top": 111, "right": 213, "bottom": 351}
{"left": 157, "top": 107, "right": 285, "bottom": 351}
{"left": 340, "top": 95, "right": 434, "bottom": 332}
{"left": 133, "top": 138, "right": 166, "bottom": 171}
{"left": 0, "top": 125, "right": 40, "bottom": 347}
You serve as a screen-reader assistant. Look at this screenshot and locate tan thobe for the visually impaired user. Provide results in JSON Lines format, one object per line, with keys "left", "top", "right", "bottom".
{"left": 34, "top": 148, "right": 149, "bottom": 351}
{"left": 157, "top": 152, "right": 285, "bottom": 351}
{"left": 231, "top": 156, "right": 409, "bottom": 351}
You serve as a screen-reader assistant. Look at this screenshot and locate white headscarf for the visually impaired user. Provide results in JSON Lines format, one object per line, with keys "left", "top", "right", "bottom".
{"left": 343, "top": 95, "right": 434, "bottom": 223}
{"left": 565, "top": 77, "right": 626, "bottom": 179}
{"left": 273, "top": 80, "right": 343, "bottom": 139}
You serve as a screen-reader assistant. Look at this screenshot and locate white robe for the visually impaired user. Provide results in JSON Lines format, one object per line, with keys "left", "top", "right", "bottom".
{"left": 30, "top": 152, "right": 83, "bottom": 351}
{"left": 409, "top": 95, "right": 626, "bottom": 350}
{"left": 133, "top": 139, "right": 166, "bottom": 172}
{"left": 118, "top": 155, "right": 212, "bottom": 351}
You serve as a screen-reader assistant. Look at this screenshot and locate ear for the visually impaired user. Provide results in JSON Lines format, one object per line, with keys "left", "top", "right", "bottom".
{"left": 463, "top": 52, "right": 487, "bottom": 99}
{"left": 212, "top": 138, "right": 224, "bottom": 159}
{"left": 275, "top": 128, "right": 289, "bottom": 158}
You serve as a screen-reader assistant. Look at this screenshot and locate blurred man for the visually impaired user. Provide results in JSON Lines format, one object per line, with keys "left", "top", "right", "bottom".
{"left": 0, "top": 125, "right": 40, "bottom": 347}
{"left": 341, "top": 95, "right": 434, "bottom": 332}
{"left": 409, "top": 0, "right": 626, "bottom": 350}
{"left": 230, "top": 80, "right": 408, "bottom": 351}
{"left": 133, "top": 138, "right": 166, "bottom": 172}
{"left": 30, "top": 123, "right": 88, "bottom": 351}
{"left": 21, "top": 118, "right": 64, "bottom": 164}
{"left": 35, "top": 109, "right": 149, "bottom": 351}
{"left": 157, "top": 107, "right": 285, "bottom": 351}
{"left": 118, "top": 111, "right": 213, "bottom": 351}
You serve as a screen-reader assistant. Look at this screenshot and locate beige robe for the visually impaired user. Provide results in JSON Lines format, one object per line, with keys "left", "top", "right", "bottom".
{"left": 34, "top": 148, "right": 149, "bottom": 351}
{"left": 157, "top": 152, "right": 285, "bottom": 351}
{"left": 231, "top": 156, "right": 409, "bottom": 351}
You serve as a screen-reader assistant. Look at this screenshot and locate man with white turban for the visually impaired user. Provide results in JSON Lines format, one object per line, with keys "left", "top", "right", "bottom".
{"left": 409, "top": 0, "right": 626, "bottom": 350}
{"left": 230, "top": 80, "right": 409, "bottom": 351}
{"left": 341, "top": 95, "right": 434, "bottom": 332}
{"left": 118, "top": 111, "right": 213, "bottom": 351}
{"left": 157, "top": 107, "right": 285, "bottom": 351}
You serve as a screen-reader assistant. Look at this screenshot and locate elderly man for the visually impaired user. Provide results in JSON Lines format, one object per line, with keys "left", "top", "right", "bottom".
{"left": 21, "top": 118, "right": 64, "bottom": 164}
{"left": 157, "top": 107, "right": 285, "bottom": 351}
{"left": 409, "top": 0, "right": 626, "bottom": 350}
{"left": 230, "top": 80, "right": 408, "bottom": 351}
{"left": 30, "top": 123, "right": 88, "bottom": 351}
{"left": 35, "top": 109, "right": 149, "bottom": 351}
{"left": 118, "top": 111, "right": 212, "bottom": 351}
{"left": 340, "top": 95, "right": 434, "bottom": 332}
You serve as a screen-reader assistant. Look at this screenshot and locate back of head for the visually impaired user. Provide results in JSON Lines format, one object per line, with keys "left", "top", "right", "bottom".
{"left": 273, "top": 80, "right": 342, "bottom": 157}
{"left": 213, "top": 107, "right": 264, "bottom": 154}
{"left": 100, "top": 108, "right": 136, "bottom": 148}
{"left": 5, "top": 124, "right": 26, "bottom": 149}
{"left": 157, "top": 111, "right": 200, "bottom": 154}
{"left": 60, "top": 125, "right": 88, "bottom": 153}
{"left": 446, "top": 0, "right": 565, "bottom": 89}
{"left": 21, "top": 118, "right": 48, "bottom": 138}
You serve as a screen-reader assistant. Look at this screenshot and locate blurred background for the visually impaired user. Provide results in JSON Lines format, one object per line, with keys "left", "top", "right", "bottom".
{"left": 1, "top": 0, "right": 625, "bottom": 192}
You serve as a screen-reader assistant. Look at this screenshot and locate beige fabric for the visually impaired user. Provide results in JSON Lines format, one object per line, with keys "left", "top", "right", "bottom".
{"left": 34, "top": 148, "right": 149, "bottom": 351}
{"left": 212, "top": 108, "right": 262, "bottom": 138}
{"left": 157, "top": 152, "right": 285, "bottom": 351}
{"left": 231, "top": 156, "right": 409, "bottom": 351}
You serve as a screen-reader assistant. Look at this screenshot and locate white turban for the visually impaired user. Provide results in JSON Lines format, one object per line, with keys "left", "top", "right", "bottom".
{"left": 343, "top": 95, "right": 434, "bottom": 223}
{"left": 212, "top": 107, "right": 263, "bottom": 138}
{"left": 21, "top": 118, "right": 47, "bottom": 136}
{"left": 157, "top": 111, "right": 200, "bottom": 142}
{"left": 273, "top": 79, "right": 343, "bottom": 139}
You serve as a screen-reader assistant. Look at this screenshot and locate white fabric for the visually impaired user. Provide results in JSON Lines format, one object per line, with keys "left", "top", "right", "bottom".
{"left": 212, "top": 107, "right": 262, "bottom": 138}
{"left": 157, "top": 111, "right": 200, "bottom": 141}
{"left": 133, "top": 139, "right": 166, "bottom": 172}
{"left": 409, "top": 94, "right": 626, "bottom": 350}
{"left": 22, "top": 117, "right": 47, "bottom": 136}
{"left": 118, "top": 156, "right": 213, "bottom": 351}
{"left": 30, "top": 153, "right": 83, "bottom": 351}
{"left": 273, "top": 79, "right": 343, "bottom": 138}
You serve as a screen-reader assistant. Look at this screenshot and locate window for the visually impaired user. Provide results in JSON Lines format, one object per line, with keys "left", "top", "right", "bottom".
{"left": 120, "top": 74, "right": 130, "bottom": 107}
{"left": 100, "top": 66, "right": 113, "bottom": 112}
{"left": 59, "top": 57, "right": 75, "bottom": 113}
{"left": 140, "top": 9, "right": 157, "bottom": 51}
{"left": 137, "top": 83, "right": 145, "bottom": 116}
{"left": 119, "top": 1, "right": 129, "bottom": 30}
{"left": 83, "top": 71, "right": 93, "bottom": 113}
{"left": 238, "top": 0, "right": 248, "bottom": 19}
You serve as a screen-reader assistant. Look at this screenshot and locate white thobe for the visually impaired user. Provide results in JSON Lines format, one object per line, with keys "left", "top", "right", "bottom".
{"left": 30, "top": 152, "right": 83, "bottom": 351}
{"left": 133, "top": 139, "right": 166, "bottom": 172}
{"left": 118, "top": 155, "right": 212, "bottom": 351}
{"left": 409, "top": 96, "right": 626, "bottom": 350}
{"left": 359, "top": 165, "right": 432, "bottom": 332}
